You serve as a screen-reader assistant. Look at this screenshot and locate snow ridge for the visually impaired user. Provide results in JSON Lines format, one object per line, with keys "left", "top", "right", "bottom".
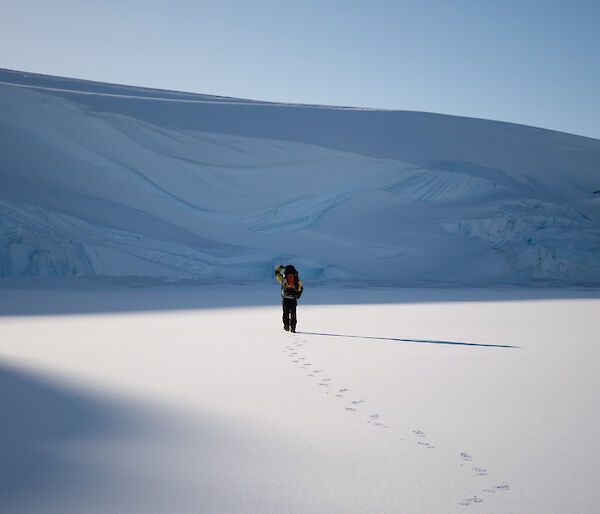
{"left": 1, "top": 69, "right": 599, "bottom": 284}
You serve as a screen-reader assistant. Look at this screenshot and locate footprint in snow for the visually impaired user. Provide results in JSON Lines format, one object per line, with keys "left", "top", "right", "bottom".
{"left": 459, "top": 496, "right": 483, "bottom": 506}
{"left": 368, "top": 414, "right": 389, "bottom": 428}
{"left": 347, "top": 399, "right": 365, "bottom": 410}
{"left": 458, "top": 453, "right": 487, "bottom": 476}
{"left": 345, "top": 399, "right": 365, "bottom": 413}
{"left": 413, "top": 430, "right": 434, "bottom": 448}
{"left": 482, "top": 484, "right": 509, "bottom": 494}
{"left": 460, "top": 452, "right": 473, "bottom": 462}
{"left": 495, "top": 484, "right": 509, "bottom": 491}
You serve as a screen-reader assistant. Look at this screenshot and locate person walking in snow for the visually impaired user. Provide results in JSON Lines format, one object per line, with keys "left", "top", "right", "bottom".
{"left": 275, "top": 264, "right": 303, "bottom": 333}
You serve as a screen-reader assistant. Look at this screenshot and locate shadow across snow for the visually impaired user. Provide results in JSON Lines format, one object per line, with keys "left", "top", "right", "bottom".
{"left": 297, "top": 331, "right": 519, "bottom": 349}
{"left": 0, "top": 363, "right": 238, "bottom": 513}
{"left": 0, "top": 363, "right": 146, "bottom": 511}
{"left": 0, "top": 362, "right": 340, "bottom": 514}
{"left": 0, "top": 278, "right": 599, "bottom": 316}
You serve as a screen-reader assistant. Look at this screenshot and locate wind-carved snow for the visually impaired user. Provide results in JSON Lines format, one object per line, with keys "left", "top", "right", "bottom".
{"left": 386, "top": 169, "right": 505, "bottom": 202}
{"left": 1, "top": 69, "right": 599, "bottom": 284}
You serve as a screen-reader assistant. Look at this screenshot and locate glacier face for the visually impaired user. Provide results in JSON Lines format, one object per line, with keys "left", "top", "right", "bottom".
{"left": 1, "top": 68, "right": 599, "bottom": 284}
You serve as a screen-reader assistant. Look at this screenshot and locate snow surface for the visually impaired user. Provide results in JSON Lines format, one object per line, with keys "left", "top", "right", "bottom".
{"left": 1, "top": 280, "right": 599, "bottom": 513}
{"left": 2, "top": 68, "right": 600, "bottom": 284}
{"left": 1, "top": 69, "right": 600, "bottom": 512}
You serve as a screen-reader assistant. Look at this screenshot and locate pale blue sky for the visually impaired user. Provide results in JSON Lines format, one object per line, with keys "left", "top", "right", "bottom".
{"left": 1, "top": 0, "right": 599, "bottom": 139}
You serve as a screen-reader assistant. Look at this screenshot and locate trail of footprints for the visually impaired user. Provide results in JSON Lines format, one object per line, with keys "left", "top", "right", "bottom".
{"left": 283, "top": 335, "right": 510, "bottom": 507}
{"left": 284, "top": 338, "right": 389, "bottom": 429}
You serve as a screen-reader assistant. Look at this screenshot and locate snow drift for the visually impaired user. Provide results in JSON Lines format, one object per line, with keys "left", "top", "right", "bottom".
{"left": 1, "top": 68, "right": 599, "bottom": 284}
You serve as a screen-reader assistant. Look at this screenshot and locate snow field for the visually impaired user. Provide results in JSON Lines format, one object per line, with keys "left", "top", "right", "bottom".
{"left": 1, "top": 283, "right": 598, "bottom": 513}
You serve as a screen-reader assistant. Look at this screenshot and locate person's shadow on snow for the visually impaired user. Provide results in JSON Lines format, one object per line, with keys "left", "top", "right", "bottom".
{"left": 296, "top": 332, "right": 518, "bottom": 349}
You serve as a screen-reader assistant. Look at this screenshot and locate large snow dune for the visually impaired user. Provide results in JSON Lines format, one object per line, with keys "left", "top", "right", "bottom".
{"left": 1, "top": 68, "right": 599, "bottom": 284}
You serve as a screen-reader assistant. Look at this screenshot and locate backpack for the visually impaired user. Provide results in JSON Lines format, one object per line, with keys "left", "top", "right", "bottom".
{"left": 282, "top": 265, "right": 301, "bottom": 299}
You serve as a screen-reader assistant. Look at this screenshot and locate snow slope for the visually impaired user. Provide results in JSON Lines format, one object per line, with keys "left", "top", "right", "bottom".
{"left": 1, "top": 68, "right": 600, "bottom": 284}
{"left": 1, "top": 281, "right": 599, "bottom": 513}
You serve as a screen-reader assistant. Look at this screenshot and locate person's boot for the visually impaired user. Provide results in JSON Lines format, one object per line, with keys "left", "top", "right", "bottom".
{"left": 291, "top": 326, "right": 296, "bottom": 333}
{"left": 284, "top": 325, "right": 289, "bottom": 331}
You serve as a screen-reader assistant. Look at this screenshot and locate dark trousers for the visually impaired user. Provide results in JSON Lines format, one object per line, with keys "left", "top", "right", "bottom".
{"left": 282, "top": 298, "right": 297, "bottom": 331}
